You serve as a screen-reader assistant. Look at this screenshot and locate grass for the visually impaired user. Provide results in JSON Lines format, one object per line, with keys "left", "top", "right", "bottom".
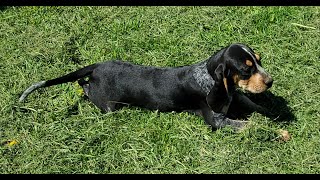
{"left": 0, "top": 6, "right": 320, "bottom": 174}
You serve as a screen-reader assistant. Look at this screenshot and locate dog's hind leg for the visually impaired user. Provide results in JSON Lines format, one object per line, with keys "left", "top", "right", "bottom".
{"left": 103, "top": 102, "right": 116, "bottom": 113}
{"left": 85, "top": 94, "right": 117, "bottom": 113}
{"left": 78, "top": 78, "right": 115, "bottom": 113}
{"left": 78, "top": 78, "right": 89, "bottom": 97}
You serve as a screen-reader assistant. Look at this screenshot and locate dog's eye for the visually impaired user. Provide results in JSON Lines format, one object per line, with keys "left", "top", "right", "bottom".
{"left": 236, "top": 63, "right": 254, "bottom": 80}
{"left": 243, "top": 66, "right": 250, "bottom": 71}
{"left": 241, "top": 64, "right": 251, "bottom": 72}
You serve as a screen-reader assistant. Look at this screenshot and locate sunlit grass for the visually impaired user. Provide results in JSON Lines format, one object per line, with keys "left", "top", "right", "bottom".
{"left": 0, "top": 6, "right": 319, "bottom": 173}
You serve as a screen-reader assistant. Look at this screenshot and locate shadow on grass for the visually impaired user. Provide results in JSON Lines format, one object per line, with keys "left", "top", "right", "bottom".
{"left": 59, "top": 90, "right": 297, "bottom": 125}
{"left": 0, "top": 6, "right": 9, "bottom": 11}
{"left": 228, "top": 91, "right": 296, "bottom": 123}
{"left": 250, "top": 91, "right": 296, "bottom": 123}
{"left": 15, "top": 88, "right": 295, "bottom": 125}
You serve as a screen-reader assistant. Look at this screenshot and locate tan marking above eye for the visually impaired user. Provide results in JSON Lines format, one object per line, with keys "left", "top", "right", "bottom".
{"left": 255, "top": 54, "right": 260, "bottom": 61}
{"left": 246, "top": 60, "right": 253, "bottom": 66}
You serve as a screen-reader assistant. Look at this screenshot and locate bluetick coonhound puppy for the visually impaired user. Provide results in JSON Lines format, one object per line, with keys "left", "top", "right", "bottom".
{"left": 19, "top": 43, "right": 273, "bottom": 130}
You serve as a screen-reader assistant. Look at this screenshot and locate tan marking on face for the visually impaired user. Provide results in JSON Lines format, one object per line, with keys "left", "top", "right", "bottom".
{"left": 255, "top": 54, "right": 260, "bottom": 61}
{"left": 233, "top": 73, "right": 268, "bottom": 93}
{"left": 246, "top": 60, "right": 253, "bottom": 66}
{"left": 233, "top": 74, "right": 240, "bottom": 84}
{"left": 223, "top": 77, "right": 228, "bottom": 93}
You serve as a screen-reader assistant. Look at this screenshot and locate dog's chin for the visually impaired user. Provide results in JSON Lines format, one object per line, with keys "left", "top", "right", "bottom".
{"left": 236, "top": 87, "right": 250, "bottom": 93}
{"left": 236, "top": 86, "right": 268, "bottom": 94}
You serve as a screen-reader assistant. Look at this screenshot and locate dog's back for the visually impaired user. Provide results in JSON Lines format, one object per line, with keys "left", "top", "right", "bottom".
{"left": 87, "top": 60, "right": 204, "bottom": 111}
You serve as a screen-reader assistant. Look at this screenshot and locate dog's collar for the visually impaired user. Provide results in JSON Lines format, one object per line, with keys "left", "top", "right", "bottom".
{"left": 192, "top": 61, "right": 215, "bottom": 95}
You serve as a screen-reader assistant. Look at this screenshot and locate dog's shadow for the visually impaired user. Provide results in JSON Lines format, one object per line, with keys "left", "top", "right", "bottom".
{"left": 228, "top": 91, "right": 296, "bottom": 123}
{"left": 65, "top": 91, "right": 296, "bottom": 124}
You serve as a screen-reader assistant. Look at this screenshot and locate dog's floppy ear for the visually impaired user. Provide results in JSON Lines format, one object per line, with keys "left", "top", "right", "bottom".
{"left": 206, "top": 62, "right": 233, "bottom": 114}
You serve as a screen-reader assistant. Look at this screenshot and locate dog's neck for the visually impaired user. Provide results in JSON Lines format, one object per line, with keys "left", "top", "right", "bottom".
{"left": 192, "top": 61, "right": 215, "bottom": 95}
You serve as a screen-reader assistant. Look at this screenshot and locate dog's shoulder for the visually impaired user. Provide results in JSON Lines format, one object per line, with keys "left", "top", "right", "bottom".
{"left": 191, "top": 60, "right": 215, "bottom": 95}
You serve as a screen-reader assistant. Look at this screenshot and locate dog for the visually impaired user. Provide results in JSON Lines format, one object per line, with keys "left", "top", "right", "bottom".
{"left": 19, "top": 43, "right": 273, "bottom": 131}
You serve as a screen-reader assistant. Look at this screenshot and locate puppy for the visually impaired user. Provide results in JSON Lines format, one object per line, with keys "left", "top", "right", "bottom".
{"left": 19, "top": 43, "right": 273, "bottom": 130}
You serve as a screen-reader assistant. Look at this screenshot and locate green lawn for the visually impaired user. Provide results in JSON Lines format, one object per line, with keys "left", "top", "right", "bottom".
{"left": 0, "top": 6, "right": 319, "bottom": 174}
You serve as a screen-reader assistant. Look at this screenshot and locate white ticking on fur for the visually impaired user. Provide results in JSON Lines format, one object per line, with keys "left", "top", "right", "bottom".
{"left": 192, "top": 62, "right": 215, "bottom": 95}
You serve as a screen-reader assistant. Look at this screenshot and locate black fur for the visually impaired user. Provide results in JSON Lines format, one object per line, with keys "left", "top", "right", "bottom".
{"left": 19, "top": 43, "right": 273, "bottom": 131}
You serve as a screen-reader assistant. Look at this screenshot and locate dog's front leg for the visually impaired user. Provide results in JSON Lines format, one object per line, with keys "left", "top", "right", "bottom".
{"left": 233, "top": 93, "right": 268, "bottom": 115}
{"left": 200, "top": 101, "right": 247, "bottom": 131}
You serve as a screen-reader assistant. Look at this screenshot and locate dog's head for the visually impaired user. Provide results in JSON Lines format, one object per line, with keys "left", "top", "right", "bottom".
{"left": 205, "top": 43, "right": 273, "bottom": 113}
{"left": 208, "top": 43, "right": 273, "bottom": 94}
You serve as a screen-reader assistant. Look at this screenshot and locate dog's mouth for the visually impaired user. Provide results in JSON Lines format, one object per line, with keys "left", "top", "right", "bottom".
{"left": 233, "top": 73, "right": 272, "bottom": 94}
{"left": 236, "top": 84, "right": 267, "bottom": 94}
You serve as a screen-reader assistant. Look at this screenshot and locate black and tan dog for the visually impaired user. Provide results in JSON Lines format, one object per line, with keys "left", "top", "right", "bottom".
{"left": 19, "top": 43, "right": 273, "bottom": 130}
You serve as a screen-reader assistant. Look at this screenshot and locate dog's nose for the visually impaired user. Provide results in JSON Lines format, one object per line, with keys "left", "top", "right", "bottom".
{"left": 265, "top": 77, "right": 273, "bottom": 88}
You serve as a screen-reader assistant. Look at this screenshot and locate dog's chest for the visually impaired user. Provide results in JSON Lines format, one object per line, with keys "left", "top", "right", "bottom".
{"left": 192, "top": 62, "right": 215, "bottom": 95}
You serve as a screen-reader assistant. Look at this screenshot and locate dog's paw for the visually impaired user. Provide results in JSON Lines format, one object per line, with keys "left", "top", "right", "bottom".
{"left": 256, "top": 105, "right": 268, "bottom": 114}
{"left": 228, "top": 119, "right": 248, "bottom": 132}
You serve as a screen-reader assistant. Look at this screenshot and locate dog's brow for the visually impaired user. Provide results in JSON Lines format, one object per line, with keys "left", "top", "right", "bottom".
{"left": 241, "top": 46, "right": 256, "bottom": 61}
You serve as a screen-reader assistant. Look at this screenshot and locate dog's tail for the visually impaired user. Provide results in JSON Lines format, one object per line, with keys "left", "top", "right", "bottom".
{"left": 19, "top": 63, "right": 100, "bottom": 102}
